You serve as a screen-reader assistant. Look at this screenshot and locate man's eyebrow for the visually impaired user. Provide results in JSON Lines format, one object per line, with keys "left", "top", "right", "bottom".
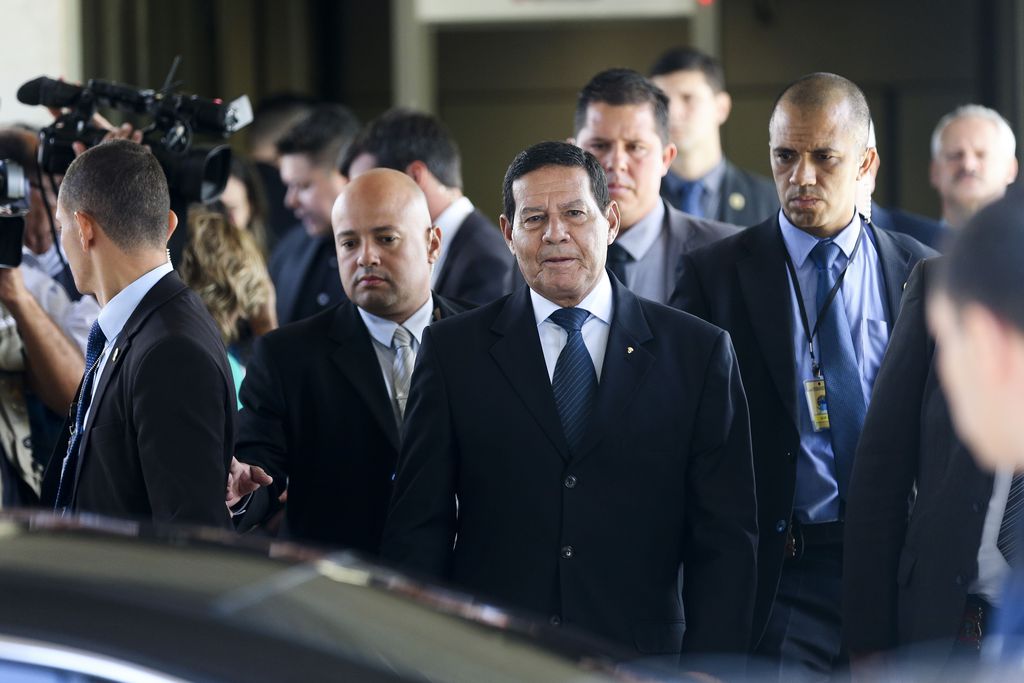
{"left": 520, "top": 206, "right": 546, "bottom": 214}
{"left": 556, "top": 199, "right": 586, "bottom": 210}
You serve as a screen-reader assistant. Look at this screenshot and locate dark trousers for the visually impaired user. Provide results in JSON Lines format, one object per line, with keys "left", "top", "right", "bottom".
{"left": 755, "top": 542, "right": 847, "bottom": 682}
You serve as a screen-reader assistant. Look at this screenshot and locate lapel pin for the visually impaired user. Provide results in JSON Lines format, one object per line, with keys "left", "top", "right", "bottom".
{"left": 111, "top": 347, "right": 120, "bottom": 363}
{"left": 626, "top": 346, "right": 634, "bottom": 354}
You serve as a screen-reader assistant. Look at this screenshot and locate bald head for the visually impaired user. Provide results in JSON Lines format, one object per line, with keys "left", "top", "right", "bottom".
{"left": 770, "top": 72, "right": 871, "bottom": 150}
{"left": 331, "top": 168, "right": 441, "bottom": 323}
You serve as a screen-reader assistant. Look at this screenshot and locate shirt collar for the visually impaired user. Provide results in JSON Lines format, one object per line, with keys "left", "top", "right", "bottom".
{"left": 614, "top": 200, "right": 666, "bottom": 261}
{"left": 358, "top": 295, "right": 435, "bottom": 348}
{"left": 97, "top": 262, "right": 174, "bottom": 342}
{"left": 435, "top": 196, "right": 474, "bottom": 249}
{"left": 530, "top": 270, "right": 614, "bottom": 329}
{"left": 778, "top": 208, "right": 862, "bottom": 269}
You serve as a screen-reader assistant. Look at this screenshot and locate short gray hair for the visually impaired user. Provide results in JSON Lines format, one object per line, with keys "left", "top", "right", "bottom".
{"left": 930, "top": 104, "right": 1016, "bottom": 159}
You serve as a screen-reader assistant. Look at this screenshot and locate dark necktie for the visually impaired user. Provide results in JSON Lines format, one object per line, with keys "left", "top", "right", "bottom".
{"left": 809, "top": 240, "right": 866, "bottom": 498}
{"left": 549, "top": 307, "right": 598, "bottom": 455}
{"left": 54, "top": 321, "right": 107, "bottom": 512}
{"left": 1000, "top": 474, "right": 1024, "bottom": 566}
{"left": 680, "top": 179, "right": 705, "bottom": 218}
{"left": 606, "top": 243, "right": 633, "bottom": 285}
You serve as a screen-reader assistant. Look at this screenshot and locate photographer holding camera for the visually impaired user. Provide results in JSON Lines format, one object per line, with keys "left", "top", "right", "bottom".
{"left": 0, "top": 127, "right": 100, "bottom": 506}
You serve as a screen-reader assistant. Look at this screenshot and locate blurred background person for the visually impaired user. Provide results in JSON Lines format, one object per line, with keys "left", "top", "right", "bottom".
{"left": 179, "top": 206, "right": 277, "bottom": 406}
{"left": 343, "top": 108, "right": 514, "bottom": 305}
{"left": 649, "top": 46, "right": 777, "bottom": 226}
{"left": 271, "top": 103, "right": 359, "bottom": 326}
{"left": 930, "top": 105, "right": 1018, "bottom": 230}
{"left": 219, "top": 156, "right": 271, "bottom": 258}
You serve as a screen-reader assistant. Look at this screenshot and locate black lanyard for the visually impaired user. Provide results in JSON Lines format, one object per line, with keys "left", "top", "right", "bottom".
{"left": 781, "top": 227, "right": 864, "bottom": 377}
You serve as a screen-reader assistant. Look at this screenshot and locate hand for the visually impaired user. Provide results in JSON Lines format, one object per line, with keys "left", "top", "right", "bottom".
{"left": 72, "top": 121, "right": 145, "bottom": 156}
{"left": 0, "top": 267, "right": 30, "bottom": 310}
{"left": 226, "top": 456, "right": 273, "bottom": 507}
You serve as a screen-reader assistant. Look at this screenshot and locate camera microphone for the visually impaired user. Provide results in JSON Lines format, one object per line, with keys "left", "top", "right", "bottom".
{"left": 16, "top": 77, "right": 84, "bottom": 108}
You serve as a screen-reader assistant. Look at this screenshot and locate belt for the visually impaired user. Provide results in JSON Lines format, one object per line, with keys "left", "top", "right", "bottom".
{"left": 785, "top": 520, "right": 844, "bottom": 560}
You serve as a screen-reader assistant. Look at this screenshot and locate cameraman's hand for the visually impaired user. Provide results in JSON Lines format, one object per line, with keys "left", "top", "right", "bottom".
{"left": 71, "top": 122, "right": 144, "bottom": 156}
{"left": 0, "top": 267, "right": 30, "bottom": 311}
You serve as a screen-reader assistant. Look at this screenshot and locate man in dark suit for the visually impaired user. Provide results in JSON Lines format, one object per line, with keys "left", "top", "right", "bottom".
{"left": 342, "top": 109, "right": 514, "bottom": 306}
{"left": 649, "top": 47, "right": 778, "bottom": 226}
{"left": 670, "top": 73, "right": 935, "bottom": 679}
{"left": 844, "top": 258, "right": 1007, "bottom": 672}
{"left": 382, "top": 141, "right": 757, "bottom": 660}
{"left": 270, "top": 104, "right": 360, "bottom": 325}
{"left": 230, "top": 169, "right": 466, "bottom": 553}
{"left": 571, "top": 68, "right": 739, "bottom": 304}
{"left": 40, "top": 140, "right": 235, "bottom": 527}
{"left": 925, "top": 194, "right": 1024, "bottom": 663}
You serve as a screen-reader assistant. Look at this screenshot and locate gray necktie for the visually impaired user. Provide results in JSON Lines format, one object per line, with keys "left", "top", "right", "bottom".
{"left": 391, "top": 326, "right": 415, "bottom": 421}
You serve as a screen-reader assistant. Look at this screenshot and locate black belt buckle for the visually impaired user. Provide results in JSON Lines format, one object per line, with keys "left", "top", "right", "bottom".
{"left": 785, "top": 523, "right": 804, "bottom": 561}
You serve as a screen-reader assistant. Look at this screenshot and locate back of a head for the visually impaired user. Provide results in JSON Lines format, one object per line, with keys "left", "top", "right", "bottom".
{"left": 60, "top": 139, "right": 169, "bottom": 252}
{"left": 770, "top": 72, "right": 872, "bottom": 149}
{"left": 937, "top": 192, "right": 1024, "bottom": 331}
{"left": 0, "top": 127, "right": 39, "bottom": 179}
{"left": 648, "top": 46, "right": 726, "bottom": 92}
{"left": 276, "top": 104, "right": 361, "bottom": 170}
{"left": 574, "top": 68, "right": 671, "bottom": 144}
{"left": 351, "top": 108, "right": 463, "bottom": 189}
{"left": 502, "top": 141, "right": 609, "bottom": 221}
{"left": 180, "top": 206, "right": 270, "bottom": 343}
{"left": 247, "top": 94, "right": 316, "bottom": 160}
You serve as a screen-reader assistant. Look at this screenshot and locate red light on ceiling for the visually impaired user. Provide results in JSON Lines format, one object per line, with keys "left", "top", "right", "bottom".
{"left": 698, "top": 0, "right": 714, "bottom": 5}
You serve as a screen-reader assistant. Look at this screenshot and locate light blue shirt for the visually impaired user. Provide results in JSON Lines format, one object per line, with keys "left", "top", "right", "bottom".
{"left": 780, "top": 210, "right": 890, "bottom": 523}
{"left": 612, "top": 201, "right": 668, "bottom": 303}
{"left": 86, "top": 262, "right": 175, "bottom": 426}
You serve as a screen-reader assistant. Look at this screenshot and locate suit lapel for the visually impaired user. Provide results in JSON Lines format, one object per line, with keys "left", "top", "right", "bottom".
{"left": 869, "top": 222, "right": 915, "bottom": 323}
{"left": 434, "top": 212, "right": 475, "bottom": 293}
{"left": 574, "top": 280, "right": 654, "bottom": 462}
{"left": 490, "top": 286, "right": 572, "bottom": 461}
{"left": 736, "top": 220, "right": 800, "bottom": 428}
{"left": 329, "top": 302, "right": 401, "bottom": 453}
{"left": 278, "top": 235, "right": 324, "bottom": 322}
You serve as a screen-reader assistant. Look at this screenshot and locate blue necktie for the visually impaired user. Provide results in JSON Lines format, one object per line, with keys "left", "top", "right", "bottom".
{"left": 549, "top": 307, "right": 598, "bottom": 455}
{"left": 54, "top": 321, "right": 106, "bottom": 512}
{"left": 680, "top": 180, "right": 705, "bottom": 218}
{"left": 809, "top": 240, "right": 865, "bottom": 498}
{"left": 606, "top": 243, "right": 632, "bottom": 285}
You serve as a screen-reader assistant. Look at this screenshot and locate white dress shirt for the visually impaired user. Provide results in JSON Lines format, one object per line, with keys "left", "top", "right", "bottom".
{"left": 358, "top": 296, "right": 435, "bottom": 421}
{"left": 431, "top": 196, "right": 475, "bottom": 287}
{"left": 530, "top": 271, "right": 614, "bottom": 382}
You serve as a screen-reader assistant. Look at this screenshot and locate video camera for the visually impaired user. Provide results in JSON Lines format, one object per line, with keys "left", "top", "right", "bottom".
{"left": 0, "top": 160, "right": 31, "bottom": 267}
{"left": 16, "top": 61, "right": 252, "bottom": 203}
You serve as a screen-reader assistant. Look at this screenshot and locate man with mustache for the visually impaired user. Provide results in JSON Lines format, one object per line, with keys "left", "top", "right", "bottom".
{"left": 229, "top": 169, "right": 467, "bottom": 553}
{"left": 930, "top": 105, "right": 1018, "bottom": 230}
{"left": 671, "top": 73, "right": 935, "bottom": 679}
{"left": 572, "top": 68, "right": 739, "bottom": 304}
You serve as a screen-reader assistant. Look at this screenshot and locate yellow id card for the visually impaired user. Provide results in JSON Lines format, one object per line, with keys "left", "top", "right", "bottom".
{"left": 803, "top": 378, "right": 831, "bottom": 432}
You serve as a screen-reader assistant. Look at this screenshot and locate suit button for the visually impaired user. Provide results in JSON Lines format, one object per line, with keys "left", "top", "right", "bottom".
{"left": 971, "top": 502, "right": 981, "bottom": 513}
{"left": 550, "top": 615, "right": 562, "bottom": 626}
{"left": 776, "top": 519, "right": 787, "bottom": 534}
{"left": 564, "top": 475, "right": 577, "bottom": 489}
{"left": 955, "top": 575, "right": 965, "bottom": 586}
{"left": 785, "top": 450, "right": 796, "bottom": 463}
{"left": 560, "top": 545, "right": 574, "bottom": 559}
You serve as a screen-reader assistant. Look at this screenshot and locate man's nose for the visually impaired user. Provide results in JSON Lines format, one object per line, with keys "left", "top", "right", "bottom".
{"left": 791, "top": 157, "right": 816, "bottom": 187}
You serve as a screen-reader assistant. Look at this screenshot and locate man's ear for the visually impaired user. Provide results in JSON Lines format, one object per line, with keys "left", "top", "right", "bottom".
{"left": 405, "top": 160, "right": 433, "bottom": 189}
{"left": 499, "top": 214, "right": 515, "bottom": 253}
{"left": 605, "top": 200, "right": 621, "bottom": 243}
{"left": 715, "top": 91, "right": 733, "bottom": 126}
{"left": 166, "top": 210, "right": 179, "bottom": 241}
{"left": 73, "top": 210, "right": 97, "bottom": 251}
{"left": 857, "top": 147, "right": 879, "bottom": 181}
{"left": 426, "top": 225, "right": 442, "bottom": 264}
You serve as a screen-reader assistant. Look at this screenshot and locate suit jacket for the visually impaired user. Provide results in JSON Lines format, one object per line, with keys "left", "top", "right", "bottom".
{"left": 434, "top": 208, "right": 514, "bottom": 306}
{"left": 843, "top": 258, "right": 993, "bottom": 655}
{"left": 669, "top": 216, "right": 935, "bottom": 643}
{"left": 717, "top": 160, "right": 779, "bottom": 226}
{"left": 661, "top": 201, "right": 741, "bottom": 301}
{"left": 381, "top": 278, "right": 757, "bottom": 657}
{"left": 269, "top": 225, "right": 347, "bottom": 325}
{"left": 871, "top": 202, "right": 949, "bottom": 252}
{"left": 235, "top": 293, "right": 467, "bottom": 553}
{"left": 40, "top": 272, "right": 235, "bottom": 527}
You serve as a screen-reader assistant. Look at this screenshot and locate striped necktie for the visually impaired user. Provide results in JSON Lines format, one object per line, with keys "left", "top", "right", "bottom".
{"left": 391, "top": 326, "right": 415, "bottom": 422}
{"left": 999, "top": 473, "right": 1024, "bottom": 566}
{"left": 549, "top": 307, "right": 598, "bottom": 455}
